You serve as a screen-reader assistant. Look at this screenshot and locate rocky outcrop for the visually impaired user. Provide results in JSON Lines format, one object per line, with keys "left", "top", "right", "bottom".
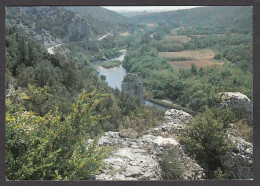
{"left": 121, "top": 73, "right": 145, "bottom": 104}
{"left": 65, "top": 14, "right": 94, "bottom": 42}
{"left": 146, "top": 109, "right": 193, "bottom": 138}
{"left": 95, "top": 109, "right": 204, "bottom": 180}
{"left": 219, "top": 133, "right": 253, "bottom": 179}
{"left": 95, "top": 108, "right": 253, "bottom": 180}
{"left": 221, "top": 92, "right": 253, "bottom": 124}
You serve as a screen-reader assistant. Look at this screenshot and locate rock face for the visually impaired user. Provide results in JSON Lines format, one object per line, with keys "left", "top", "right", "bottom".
{"left": 65, "top": 14, "right": 93, "bottom": 42}
{"left": 219, "top": 134, "right": 253, "bottom": 179}
{"left": 146, "top": 109, "right": 193, "bottom": 138}
{"left": 121, "top": 73, "right": 145, "bottom": 104}
{"left": 95, "top": 109, "right": 205, "bottom": 180}
{"left": 221, "top": 92, "right": 253, "bottom": 124}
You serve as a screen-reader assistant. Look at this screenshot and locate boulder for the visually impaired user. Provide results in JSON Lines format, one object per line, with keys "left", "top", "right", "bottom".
{"left": 219, "top": 134, "right": 253, "bottom": 179}
{"left": 221, "top": 92, "right": 253, "bottom": 124}
{"left": 146, "top": 109, "right": 193, "bottom": 137}
{"left": 96, "top": 147, "right": 161, "bottom": 180}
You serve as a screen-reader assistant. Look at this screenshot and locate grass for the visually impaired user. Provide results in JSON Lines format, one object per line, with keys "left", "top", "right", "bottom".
{"left": 233, "top": 119, "right": 253, "bottom": 143}
{"left": 160, "top": 150, "right": 184, "bottom": 180}
{"left": 147, "top": 98, "right": 196, "bottom": 116}
{"left": 100, "top": 60, "right": 121, "bottom": 69}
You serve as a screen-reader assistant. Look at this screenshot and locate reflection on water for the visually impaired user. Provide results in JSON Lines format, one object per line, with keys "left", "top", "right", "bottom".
{"left": 144, "top": 100, "right": 168, "bottom": 111}
{"left": 95, "top": 50, "right": 127, "bottom": 90}
{"left": 96, "top": 64, "right": 127, "bottom": 90}
{"left": 94, "top": 49, "right": 167, "bottom": 111}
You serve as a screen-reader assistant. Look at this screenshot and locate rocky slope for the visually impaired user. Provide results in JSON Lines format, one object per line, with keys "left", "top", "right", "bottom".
{"left": 95, "top": 92, "right": 253, "bottom": 180}
{"left": 95, "top": 109, "right": 204, "bottom": 180}
{"left": 6, "top": 7, "right": 113, "bottom": 50}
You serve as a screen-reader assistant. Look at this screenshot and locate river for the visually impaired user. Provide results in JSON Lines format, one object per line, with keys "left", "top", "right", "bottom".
{"left": 93, "top": 50, "right": 168, "bottom": 111}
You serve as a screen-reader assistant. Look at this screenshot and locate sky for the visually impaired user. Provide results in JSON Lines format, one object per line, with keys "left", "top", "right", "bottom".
{"left": 102, "top": 6, "right": 201, "bottom": 13}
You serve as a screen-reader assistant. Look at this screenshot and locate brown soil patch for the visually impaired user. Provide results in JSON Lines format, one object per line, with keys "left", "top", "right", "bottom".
{"left": 120, "top": 32, "right": 130, "bottom": 36}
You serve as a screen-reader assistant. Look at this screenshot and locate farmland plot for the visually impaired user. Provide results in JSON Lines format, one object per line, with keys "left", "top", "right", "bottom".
{"left": 168, "top": 60, "right": 223, "bottom": 69}
{"left": 159, "top": 50, "right": 215, "bottom": 61}
{"left": 190, "top": 34, "right": 225, "bottom": 38}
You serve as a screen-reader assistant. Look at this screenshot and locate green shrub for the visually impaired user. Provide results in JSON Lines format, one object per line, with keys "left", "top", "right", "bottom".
{"left": 6, "top": 88, "right": 110, "bottom": 180}
{"left": 180, "top": 107, "right": 235, "bottom": 178}
{"left": 101, "top": 60, "right": 121, "bottom": 69}
{"left": 160, "top": 151, "right": 184, "bottom": 180}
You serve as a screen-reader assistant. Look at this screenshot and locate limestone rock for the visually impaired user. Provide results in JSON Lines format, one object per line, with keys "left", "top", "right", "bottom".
{"left": 146, "top": 109, "right": 193, "bottom": 138}
{"left": 164, "top": 109, "right": 193, "bottom": 124}
{"left": 95, "top": 109, "right": 205, "bottom": 180}
{"left": 220, "top": 134, "right": 253, "bottom": 179}
{"left": 221, "top": 92, "right": 253, "bottom": 124}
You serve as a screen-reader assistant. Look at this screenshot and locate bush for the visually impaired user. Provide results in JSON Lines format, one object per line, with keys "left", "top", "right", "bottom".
{"left": 6, "top": 88, "right": 110, "bottom": 180}
{"left": 180, "top": 107, "right": 235, "bottom": 178}
{"left": 160, "top": 151, "right": 184, "bottom": 180}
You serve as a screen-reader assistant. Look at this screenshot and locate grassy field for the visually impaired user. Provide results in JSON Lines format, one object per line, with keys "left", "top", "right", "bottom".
{"left": 159, "top": 50, "right": 215, "bottom": 60}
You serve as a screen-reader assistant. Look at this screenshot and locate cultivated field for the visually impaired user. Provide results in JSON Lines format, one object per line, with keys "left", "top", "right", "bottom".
{"left": 164, "top": 35, "right": 191, "bottom": 43}
{"left": 168, "top": 60, "right": 223, "bottom": 69}
{"left": 190, "top": 34, "right": 225, "bottom": 38}
{"left": 159, "top": 50, "right": 215, "bottom": 61}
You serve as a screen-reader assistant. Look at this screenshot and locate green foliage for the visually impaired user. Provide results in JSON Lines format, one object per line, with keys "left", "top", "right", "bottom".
{"left": 214, "top": 52, "right": 223, "bottom": 60}
{"left": 180, "top": 107, "right": 235, "bottom": 178}
{"left": 184, "top": 33, "right": 252, "bottom": 71}
{"left": 156, "top": 40, "right": 184, "bottom": 52}
{"left": 6, "top": 88, "right": 110, "bottom": 180}
{"left": 160, "top": 151, "right": 184, "bottom": 180}
{"left": 132, "top": 7, "right": 252, "bottom": 34}
{"left": 123, "top": 32, "right": 252, "bottom": 113}
{"left": 120, "top": 106, "right": 164, "bottom": 137}
{"left": 101, "top": 60, "right": 121, "bottom": 69}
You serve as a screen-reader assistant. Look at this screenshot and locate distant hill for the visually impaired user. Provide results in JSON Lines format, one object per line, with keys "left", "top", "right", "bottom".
{"left": 131, "top": 6, "right": 252, "bottom": 34}
{"left": 65, "top": 6, "right": 135, "bottom": 32}
{"left": 6, "top": 6, "right": 119, "bottom": 48}
{"left": 65, "top": 6, "right": 128, "bottom": 24}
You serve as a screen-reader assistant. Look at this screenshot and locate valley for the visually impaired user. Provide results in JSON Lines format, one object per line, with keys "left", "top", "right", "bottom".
{"left": 5, "top": 6, "right": 253, "bottom": 181}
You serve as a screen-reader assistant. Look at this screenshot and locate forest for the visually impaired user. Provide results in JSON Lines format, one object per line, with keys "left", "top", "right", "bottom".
{"left": 5, "top": 6, "right": 253, "bottom": 180}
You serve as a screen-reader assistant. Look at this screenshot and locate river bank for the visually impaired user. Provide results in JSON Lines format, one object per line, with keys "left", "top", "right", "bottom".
{"left": 94, "top": 50, "right": 169, "bottom": 111}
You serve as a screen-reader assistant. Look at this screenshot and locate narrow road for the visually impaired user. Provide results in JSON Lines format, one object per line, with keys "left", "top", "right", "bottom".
{"left": 47, "top": 33, "right": 112, "bottom": 55}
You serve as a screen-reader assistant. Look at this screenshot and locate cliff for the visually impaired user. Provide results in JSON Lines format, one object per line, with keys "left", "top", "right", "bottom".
{"left": 121, "top": 73, "right": 145, "bottom": 104}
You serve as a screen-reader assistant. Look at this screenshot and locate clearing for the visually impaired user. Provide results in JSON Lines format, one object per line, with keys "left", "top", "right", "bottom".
{"left": 120, "top": 32, "right": 130, "bottom": 37}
